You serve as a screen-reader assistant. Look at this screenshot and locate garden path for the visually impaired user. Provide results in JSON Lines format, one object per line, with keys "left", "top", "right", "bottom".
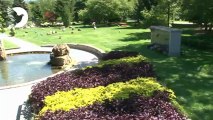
{"left": 0, "top": 33, "right": 40, "bottom": 50}
{"left": 0, "top": 33, "right": 44, "bottom": 120}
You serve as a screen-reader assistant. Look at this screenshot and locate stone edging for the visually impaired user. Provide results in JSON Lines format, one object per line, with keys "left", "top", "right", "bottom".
{"left": 43, "top": 43, "right": 105, "bottom": 59}
{"left": 0, "top": 51, "right": 67, "bottom": 90}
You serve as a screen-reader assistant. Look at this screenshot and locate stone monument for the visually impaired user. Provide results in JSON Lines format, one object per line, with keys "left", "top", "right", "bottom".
{"left": 0, "top": 39, "right": 7, "bottom": 61}
{"left": 50, "top": 44, "right": 72, "bottom": 67}
{"left": 149, "top": 26, "right": 182, "bottom": 56}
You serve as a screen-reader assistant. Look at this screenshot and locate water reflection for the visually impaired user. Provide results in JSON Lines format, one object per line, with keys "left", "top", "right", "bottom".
{"left": 0, "top": 53, "right": 61, "bottom": 87}
{"left": 0, "top": 59, "right": 9, "bottom": 81}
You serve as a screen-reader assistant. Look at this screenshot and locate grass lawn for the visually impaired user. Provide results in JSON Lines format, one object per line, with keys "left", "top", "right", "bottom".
{"left": 3, "top": 40, "right": 19, "bottom": 49}
{"left": 16, "top": 25, "right": 213, "bottom": 120}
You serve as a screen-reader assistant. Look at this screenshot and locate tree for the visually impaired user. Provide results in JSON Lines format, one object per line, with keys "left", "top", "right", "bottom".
{"left": 140, "top": 0, "right": 182, "bottom": 27}
{"left": 182, "top": 0, "right": 213, "bottom": 30}
{"left": 38, "top": 0, "right": 56, "bottom": 16}
{"left": 44, "top": 11, "right": 57, "bottom": 24}
{"left": 28, "top": 1, "right": 43, "bottom": 26}
{"left": 55, "top": 0, "right": 76, "bottom": 27}
{"left": 133, "top": 0, "right": 157, "bottom": 23}
{"left": 7, "top": 7, "right": 15, "bottom": 27}
{"left": 0, "top": 12, "right": 4, "bottom": 27}
{"left": 74, "top": 0, "right": 87, "bottom": 21}
{"left": 12, "top": 0, "right": 28, "bottom": 24}
{"left": 0, "top": 0, "right": 13, "bottom": 27}
{"left": 79, "top": 0, "right": 134, "bottom": 24}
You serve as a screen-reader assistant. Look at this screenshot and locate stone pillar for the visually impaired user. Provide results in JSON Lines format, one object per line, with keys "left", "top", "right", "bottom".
{"left": 0, "top": 39, "right": 7, "bottom": 61}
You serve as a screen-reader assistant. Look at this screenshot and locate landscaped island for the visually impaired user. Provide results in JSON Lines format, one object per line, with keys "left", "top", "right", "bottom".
{"left": 28, "top": 51, "right": 187, "bottom": 119}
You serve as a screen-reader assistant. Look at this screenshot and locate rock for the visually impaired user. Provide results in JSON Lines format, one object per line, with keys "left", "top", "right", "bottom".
{"left": 52, "top": 44, "right": 70, "bottom": 57}
{"left": 0, "top": 46, "right": 6, "bottom": 61}
{"left": 50, "top": 44, "right": 72, "bottom": 67}
{"left": 50, "top": 55, "right": 72, "bottom": 66}
{"left": 78, "top": 29, "right": 81, "bottom": 31}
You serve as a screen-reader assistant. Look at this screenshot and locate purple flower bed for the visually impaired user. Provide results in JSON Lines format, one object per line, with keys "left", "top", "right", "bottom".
{"left": 39, "top": 91, "right": 187, "bottom": 120}
{"left": 29, "top": 61, "right": 155, "bottom": 113}
{"left": 102, "top": 51, "right": 139, "bottom": 60}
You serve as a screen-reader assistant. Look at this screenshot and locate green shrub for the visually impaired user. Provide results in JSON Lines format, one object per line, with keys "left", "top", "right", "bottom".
{"left": 9, "top": 28, "right": 15, "bottom": 36}
{"left": 141, "top": 8, "right": 167, "bottom": 28}
{"left": 40, "top": 77, "right": 175, "bottom": 114}
{"left": 0, "top": 27, "right": 5, "bottom": 33}
{"left": 86, "top": 55, "right": 147, "bottom": 69}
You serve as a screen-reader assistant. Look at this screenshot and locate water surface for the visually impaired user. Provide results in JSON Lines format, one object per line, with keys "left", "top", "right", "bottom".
{"left": 0, "top": 53, "right": 60, "bottom": 86}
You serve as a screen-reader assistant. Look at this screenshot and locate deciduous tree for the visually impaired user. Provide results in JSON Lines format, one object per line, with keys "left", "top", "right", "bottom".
{"left": 55, "top": 0, "right": 76, "bottom": 27}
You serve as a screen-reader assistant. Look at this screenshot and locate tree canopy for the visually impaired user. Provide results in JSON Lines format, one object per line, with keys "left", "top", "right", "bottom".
{"left": 79, "top": 0, "right": 134, "bottom": 23}
{"left": 1, "top": 0, "right": 212, "bottom": 29}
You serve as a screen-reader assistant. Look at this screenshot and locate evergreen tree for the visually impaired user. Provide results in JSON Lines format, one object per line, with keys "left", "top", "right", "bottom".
{"left": 0, "top": 0, "right": 12, "bottom": 27}
{"left": 7, "top": 7, "right": 15, "bottom": 27}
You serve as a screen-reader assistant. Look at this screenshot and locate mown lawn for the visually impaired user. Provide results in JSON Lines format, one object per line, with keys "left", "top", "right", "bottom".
{"left": 15, "top": 26, "right": 151, "bottom": 51}
{"left": 16, "top": 25, "right": 213, "bottom": 120}
{"left": 3, "top": 40, "right": 19, "bottom": 49}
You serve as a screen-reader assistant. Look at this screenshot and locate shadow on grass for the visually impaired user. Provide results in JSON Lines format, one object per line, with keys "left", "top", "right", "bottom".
{"left": 115, "top": 26, "right": 142, "bottom": 29}
{"left": 182, "top": 29, "right": 213, "bottom": 52}
{"left": 120, "top": 32, "right": 151, "bottom": 42}
{"left": 113, "top": 43, "right": 213, "bottom": 120}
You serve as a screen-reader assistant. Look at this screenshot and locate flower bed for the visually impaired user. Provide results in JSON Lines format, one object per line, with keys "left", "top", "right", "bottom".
{"left": 39, "top": 91, "right": 186, "bottom": 120}
{"left": 28, "top": 51, "right": 187, "bottom": 119}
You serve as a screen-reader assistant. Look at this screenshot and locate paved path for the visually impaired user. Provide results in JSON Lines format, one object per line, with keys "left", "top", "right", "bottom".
{"left": 0, "top": 34, "right": 42, "bottom": 120}
{"left": 0, "top": 85, "right": 33, "bottom": 120}
{"left": 0, "top": 33, "right": 40, "bottom": 50}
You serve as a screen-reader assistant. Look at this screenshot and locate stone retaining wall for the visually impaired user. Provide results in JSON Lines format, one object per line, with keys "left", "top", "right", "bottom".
{"left": 42, "top": 44, "right": 105, "bottom": 59}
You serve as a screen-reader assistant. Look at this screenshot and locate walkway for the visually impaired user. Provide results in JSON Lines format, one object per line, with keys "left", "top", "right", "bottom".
{"left": 0, "top": 34, "right": 42, "bottom": 120}
{"left": 0, "top": 34, "right": 52, "bottom": 54}
{"left": 0, "top": 33, "right": 40, "bottom": 49}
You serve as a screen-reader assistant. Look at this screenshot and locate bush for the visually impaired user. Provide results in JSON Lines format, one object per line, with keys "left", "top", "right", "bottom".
{"left": 102, "top": 51, "right": 139, "bottom": 60}
{"left": 97, "top": 55, "right": 147, "bottom": 67}
{"left": 0, "top": 27, "right": 5, "bottom": 33}
{"left": 40, "top": 77, "right": 174, "bottom": 113}
{"left": 39, "top": 91, "right": 187, "bottom": 120}
{"left": 9, "top": 28, "right": 15, "bottom": 36}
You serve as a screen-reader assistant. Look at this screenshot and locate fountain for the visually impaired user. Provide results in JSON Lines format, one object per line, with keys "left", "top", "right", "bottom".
{"left": 50, "top": 44, "right": 73, "bottom": 68}
{"left": 0, "top": 43, "right": 102, "bottom": 88}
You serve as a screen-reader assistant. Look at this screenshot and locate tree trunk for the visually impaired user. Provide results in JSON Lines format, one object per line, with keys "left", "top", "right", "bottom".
{"left": 204, "top": 22, "right": 208, "bottom": 31}
{"left": 209, "top": 23, "right": 212, "bottom": 31}
{"left": 167, "top": 1, "right": 170, "bottom": 27}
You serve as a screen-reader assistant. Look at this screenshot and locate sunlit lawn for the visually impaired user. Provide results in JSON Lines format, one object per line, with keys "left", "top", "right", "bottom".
{"left": 16, "top": 25, "right": 213, "bottom": 120}
{"left": 3, "top": 40, "right": 19, "bottom": 49}
{"left": 15, "top": 26, "right": 151, "bottom": 51}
